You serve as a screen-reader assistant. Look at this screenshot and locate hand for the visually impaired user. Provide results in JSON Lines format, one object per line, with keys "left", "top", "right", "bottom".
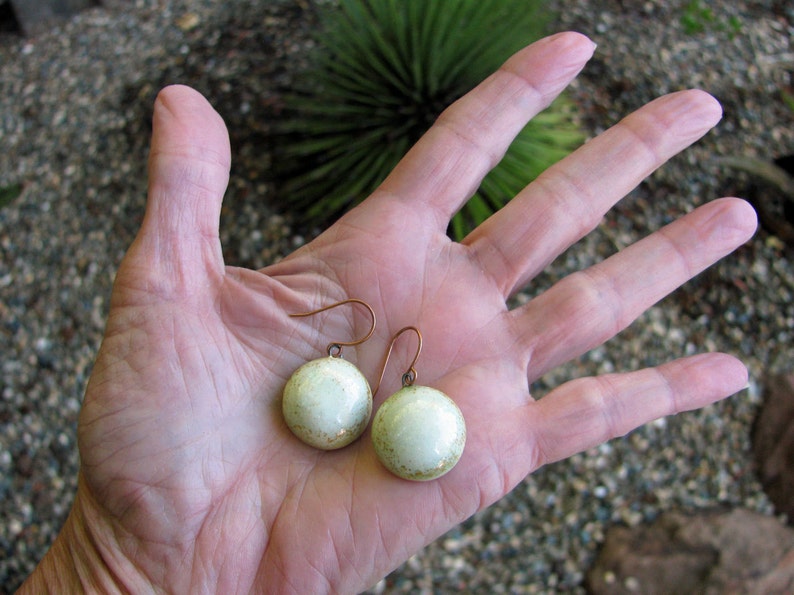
{"left": 23, "top": 32, "right": 756, "bottom": 593}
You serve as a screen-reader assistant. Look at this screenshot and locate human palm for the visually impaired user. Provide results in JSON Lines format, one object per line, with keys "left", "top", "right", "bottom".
{"left": 44, "top": 33, "right": 756, "bottom": 593}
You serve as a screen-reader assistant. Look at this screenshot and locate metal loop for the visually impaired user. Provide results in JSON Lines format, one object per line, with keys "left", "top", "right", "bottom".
{"left": 373, "top": 326, "right": 422, "bottom": 397}
{"left": 289, "top": 298, "right": 376, "bottom": 359}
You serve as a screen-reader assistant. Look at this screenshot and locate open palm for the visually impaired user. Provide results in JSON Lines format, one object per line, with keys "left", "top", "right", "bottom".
{"left": 39, "top": 33, "right": 756, "bottom": 593}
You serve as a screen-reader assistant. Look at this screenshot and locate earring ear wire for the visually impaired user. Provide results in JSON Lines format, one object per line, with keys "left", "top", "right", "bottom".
{"left": 289, "top": 298, "right": 376, "bottom": 358}
{"left": 282, "top": 298, "right": 376, "bottom": 451}
{"left": 373, "top": 325, "right": 421, "bottom": 397}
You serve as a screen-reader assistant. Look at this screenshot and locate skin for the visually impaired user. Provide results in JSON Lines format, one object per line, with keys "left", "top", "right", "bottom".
{"left": 21, "top": 32, "right": 757, "bottom": 593}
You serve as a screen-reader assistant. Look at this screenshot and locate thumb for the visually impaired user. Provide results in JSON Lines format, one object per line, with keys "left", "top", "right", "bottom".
{"left": 134, "top": 85, "right": 231, "bottom": 291}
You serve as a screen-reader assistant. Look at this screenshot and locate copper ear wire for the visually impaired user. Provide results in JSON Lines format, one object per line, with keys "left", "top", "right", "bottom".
{"left": 373, "top": 326, "right": 422, "bottom": 397}
{"left": 289, "top": 298, "right": 376, "bottom": 358}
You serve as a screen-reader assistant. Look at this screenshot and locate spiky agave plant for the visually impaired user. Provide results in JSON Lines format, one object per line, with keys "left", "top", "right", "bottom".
{"left": 277, "top": 0, "right": 584, "bottom": 239}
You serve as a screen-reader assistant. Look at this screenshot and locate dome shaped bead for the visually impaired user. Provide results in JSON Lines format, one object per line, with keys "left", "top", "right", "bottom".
{"left": 372, "top": 385, "right": 466, "bottom": 481}
{"left": 282, "top": 357, "right": 372, "bottom": 450}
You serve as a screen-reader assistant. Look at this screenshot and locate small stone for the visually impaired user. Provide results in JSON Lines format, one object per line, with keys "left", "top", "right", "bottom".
{"left": 176, "top": 13, "right": 200, "bottom": 31}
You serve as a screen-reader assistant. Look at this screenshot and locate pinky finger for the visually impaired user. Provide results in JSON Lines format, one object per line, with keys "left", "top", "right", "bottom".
{"left": 529, "top": 352, "right": 748, "bottom": 467}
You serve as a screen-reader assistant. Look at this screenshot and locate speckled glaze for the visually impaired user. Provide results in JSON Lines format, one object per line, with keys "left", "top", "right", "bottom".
{"left": 372, "top": 385, "right": 466, "bottom": 481}
{"left": 282, "top": 357, "right": 372, "bottom": 450}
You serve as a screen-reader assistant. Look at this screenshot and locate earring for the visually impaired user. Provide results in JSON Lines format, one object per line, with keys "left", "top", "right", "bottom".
{"left": 371, "top": 327, "right": 466, "bottom": 481}
{"left": 282, "top": 299, "right": 375, "bottom": 450}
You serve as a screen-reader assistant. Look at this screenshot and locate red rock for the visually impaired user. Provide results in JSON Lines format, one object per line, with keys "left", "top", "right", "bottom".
{"left": 753, "top": 373, "right": 794, "bottom": 523}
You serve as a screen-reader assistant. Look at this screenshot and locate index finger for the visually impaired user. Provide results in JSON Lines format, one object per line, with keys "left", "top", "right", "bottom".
{"left": 375, "top": 32, "right": 597, "bottom": 230}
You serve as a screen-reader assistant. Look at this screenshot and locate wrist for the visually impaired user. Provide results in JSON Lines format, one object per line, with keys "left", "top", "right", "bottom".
{"left": 19, "top": 476, "right": 152, "bottom": 594}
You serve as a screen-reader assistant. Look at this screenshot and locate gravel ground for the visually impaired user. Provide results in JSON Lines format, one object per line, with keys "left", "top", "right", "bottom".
{"left": 1, "top": 0, "right": 792, "bottom": 592}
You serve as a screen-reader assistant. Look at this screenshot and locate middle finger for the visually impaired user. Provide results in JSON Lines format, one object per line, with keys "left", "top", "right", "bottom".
{"left": 464, "top": 90, "right": 723, "bottom": 298}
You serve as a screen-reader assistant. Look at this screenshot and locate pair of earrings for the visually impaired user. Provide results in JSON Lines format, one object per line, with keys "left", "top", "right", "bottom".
{"left": 281, "top": 299, "right": 466, "bottom": 481}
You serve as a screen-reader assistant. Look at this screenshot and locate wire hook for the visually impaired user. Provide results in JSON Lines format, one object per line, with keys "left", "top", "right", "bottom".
{"left": 289, "top": 298, "right": 376, "bottom": 358}
{"left": 373, "top": 326, "right": 422, "bottom": 397}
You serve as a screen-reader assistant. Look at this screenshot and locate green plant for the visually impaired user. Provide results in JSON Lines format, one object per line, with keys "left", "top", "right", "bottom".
{"left": 680, "top": 0, "right": 716, "bottom": 34}
{"left": 680, "top": 1, "right": 742, "bottom": 38}
{"left": 781, "top": 89, "right": 794, "bottom": 114}
{"left": 276, "top": 0, "right": 584, "bottom": 239}
{"left": 0, "top": 182, "right": 22, "bottom": 209}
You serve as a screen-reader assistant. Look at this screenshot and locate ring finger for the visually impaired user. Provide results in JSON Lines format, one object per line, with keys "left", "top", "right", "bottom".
{"left": 514, "top": 196, "right": 757, "bottom": 381}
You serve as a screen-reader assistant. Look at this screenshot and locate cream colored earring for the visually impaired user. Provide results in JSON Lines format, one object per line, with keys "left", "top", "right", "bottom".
{"left": 282, "top": 299, "right": 375, "bottom": 450}
{"left": 371, "top": 327, "right": 466, "bottom": 481}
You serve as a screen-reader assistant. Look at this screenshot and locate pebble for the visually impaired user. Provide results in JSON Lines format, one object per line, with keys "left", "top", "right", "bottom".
{"left": 0, "top": 0, "right": 792, "bottom": 592}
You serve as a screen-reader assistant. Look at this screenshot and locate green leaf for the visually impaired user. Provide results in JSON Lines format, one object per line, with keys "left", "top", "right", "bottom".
{"left": 274, "top": 0, "right": 583, "bottom": 239}
{"left": 0, "top": 183, "right": 22, "bottom": 209}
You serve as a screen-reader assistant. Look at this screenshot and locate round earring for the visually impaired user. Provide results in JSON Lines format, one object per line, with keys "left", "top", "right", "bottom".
{"left": 371, "top": 327, "right": 466, "bottom": 481}
{"left": 282, "top": 299, "right": 375, "bottom": 450}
